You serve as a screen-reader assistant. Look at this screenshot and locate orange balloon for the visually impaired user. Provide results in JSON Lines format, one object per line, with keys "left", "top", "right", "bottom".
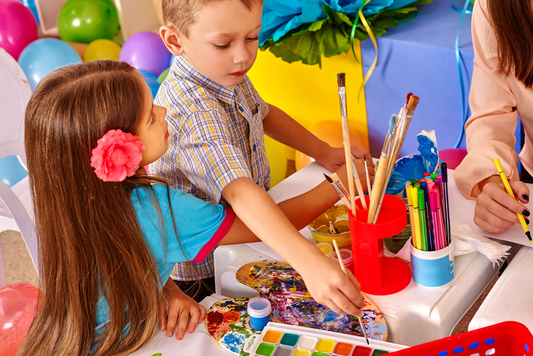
{"left": 295, "top": 120, "right": 365, "bottom": 171}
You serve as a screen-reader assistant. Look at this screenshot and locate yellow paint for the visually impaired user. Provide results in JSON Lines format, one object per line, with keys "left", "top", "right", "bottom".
{"left": 315, "top": 338, "right": 336, "bottom": 353}
{"left": 248, "top": 45, "right": 369, "bottom": 160}
{"left": 262, "top": 330, "right": 283, "bottom": 343}
{"left": 292, "top": 349, "right": 312, "bottom": 356}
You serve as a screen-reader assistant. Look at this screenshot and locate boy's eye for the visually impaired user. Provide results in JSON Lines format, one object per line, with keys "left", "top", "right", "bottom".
{"left": 247, "top": 36, "right": 259, "bottom": 41}
{"left": 215, "top": 43, "right": 230, "bottom": 50}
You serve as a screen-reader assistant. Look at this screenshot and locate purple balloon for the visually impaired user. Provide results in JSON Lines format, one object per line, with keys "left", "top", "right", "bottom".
{"left": 119, "top": 32, "right": 172, "bottom": 77}
{"left": 0, "top": 0, "right": 38, "bottom": 60}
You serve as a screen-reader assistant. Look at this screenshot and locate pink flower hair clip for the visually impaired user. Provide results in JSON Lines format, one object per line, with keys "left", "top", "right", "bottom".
{"left": 90, "top": 129, "right": 145, "bottom": 182}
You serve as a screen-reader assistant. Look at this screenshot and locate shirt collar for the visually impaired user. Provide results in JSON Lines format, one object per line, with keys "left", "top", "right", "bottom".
{"left": 172, "top": 56, "right": 236, "bottom": 104}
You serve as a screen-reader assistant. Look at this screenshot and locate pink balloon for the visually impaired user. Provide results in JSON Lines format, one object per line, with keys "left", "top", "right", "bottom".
{"left": 0, "top": 0, "right": 39, "bottom": 61}
{"left": 0, "top": 283, "right": 40, "bottom": 356}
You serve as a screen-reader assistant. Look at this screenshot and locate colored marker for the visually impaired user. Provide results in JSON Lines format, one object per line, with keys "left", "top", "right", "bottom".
{"left": 430, "top": 189, "right": 445, "bottom": 250}
{"left": 410, "top": 186, "right": 422, "bottom": 249}
{"left": 406, "top": 185, "right": 417, "bottom": 249}
{"left": 420, "top": 181, "right": 435, "bottom": 251}
{"left": 440, "top": 162, "right": 451, "bottom": 245}
{"left": 493, "top": 158, "right": 532, "bottom": 242}
{"left": 418, "top": 188, "right": 428, "bottom": 251}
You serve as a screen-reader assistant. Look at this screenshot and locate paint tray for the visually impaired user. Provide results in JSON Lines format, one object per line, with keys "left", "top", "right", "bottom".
{"left": 243, "top": 322, "right": 408, "bottom": 356}
{"left": 389, "top": 321, "right": 533, "bottom": 355}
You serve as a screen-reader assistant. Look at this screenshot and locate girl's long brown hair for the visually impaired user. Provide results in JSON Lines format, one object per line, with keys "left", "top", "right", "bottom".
{"left": 486, "top": 0, "right": 533, "bottom": 87}
{"left": 18, "top": 60, "right": 168, "bottom": 355}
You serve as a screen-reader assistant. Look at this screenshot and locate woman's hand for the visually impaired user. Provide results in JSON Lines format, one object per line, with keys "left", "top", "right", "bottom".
{"left": 474, "top": 176, "right": 530, "bottom": 233}
{"left": 159, "top": 277, "right": 206, "bottom": 340}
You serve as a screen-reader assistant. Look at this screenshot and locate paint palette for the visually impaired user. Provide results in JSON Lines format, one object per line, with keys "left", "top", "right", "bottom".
{"left": 206, "top": 297, "right": 261, "bottom": 355}
{"left": 236, "top": 262, "right": 387, "bottom": 340}
{"left": 243, "top": 322, "right": 407, "bottom": 356}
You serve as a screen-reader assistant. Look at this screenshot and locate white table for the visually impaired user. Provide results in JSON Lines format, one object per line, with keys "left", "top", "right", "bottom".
{"left": 468, "top": 244, "right": 533, "bottom": 333}
{"left": 214, "top": 162, "right": 501, "bottom": 346}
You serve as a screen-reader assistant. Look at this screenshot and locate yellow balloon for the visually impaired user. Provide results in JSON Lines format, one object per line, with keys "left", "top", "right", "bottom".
{"left": 295, "top": 120, "right": 366, "bottom": 171}
{"left": 264, "top": 135, "right": 287, "bottom": 187}
{"left": 83, "top": 39, "right": 121, "bottom": 62}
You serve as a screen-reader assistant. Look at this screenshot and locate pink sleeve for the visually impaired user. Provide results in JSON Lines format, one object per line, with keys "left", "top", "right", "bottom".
{"left": 191, "top": 207, "right": 236, "bottom": 262}
{"left": 454, "top": 0, "right": 520, "bottom": 199}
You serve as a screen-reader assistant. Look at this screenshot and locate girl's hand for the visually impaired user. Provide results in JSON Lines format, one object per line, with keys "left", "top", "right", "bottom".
{"left": 474, "top": 176, "right": 530, "bottom": 233}
{"left": 298, "top": 254, "right": 364, "bottom": 316}
{"left": 317, "top": 146, "right": 374, "bottom": 173}
{"left": 159, "top": 277, "right": 206, "bottom": 340}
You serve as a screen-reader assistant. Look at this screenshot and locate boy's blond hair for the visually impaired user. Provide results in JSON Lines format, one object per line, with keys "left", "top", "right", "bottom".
{"left": 162, "top": 0, "right": 262, "bottom": 37}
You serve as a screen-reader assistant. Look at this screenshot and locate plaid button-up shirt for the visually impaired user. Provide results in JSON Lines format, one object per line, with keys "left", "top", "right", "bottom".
{"left": 150, "top": 56, "right": 270, "bottom": 281}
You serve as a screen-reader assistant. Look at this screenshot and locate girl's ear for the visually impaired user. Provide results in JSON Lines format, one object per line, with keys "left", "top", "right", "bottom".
{"left": 160, "top": 25, "right": 184, "bottom": 56}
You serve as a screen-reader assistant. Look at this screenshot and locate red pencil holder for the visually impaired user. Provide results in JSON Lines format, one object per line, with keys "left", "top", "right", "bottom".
{"left": 350, "top": 194, "right": 411, "bottom": 295}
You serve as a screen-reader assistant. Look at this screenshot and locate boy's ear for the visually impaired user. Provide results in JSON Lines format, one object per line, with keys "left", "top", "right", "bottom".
{"left": 160, "top": 25, "right": 184, "bottom": 56}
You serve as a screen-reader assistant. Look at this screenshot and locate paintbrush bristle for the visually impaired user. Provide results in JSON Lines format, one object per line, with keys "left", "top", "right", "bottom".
{"left": 406, "top": 92, "right": 413, "bottom": 104}
{"left": 337, "top": 73, "right": 346, "bottom": 87}
{"left": 406, "top": 95, "right": 419, "bottom": 111}
{"left": 323, "top": 173, "right": 333, "bottom": 183}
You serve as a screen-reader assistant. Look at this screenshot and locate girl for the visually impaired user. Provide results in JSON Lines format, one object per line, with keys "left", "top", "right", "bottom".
{"left": 17, "top": 60, "right": 363, "bottom": 356}
{"left": 454, "top": 0, "right": 532, "bottom": 233}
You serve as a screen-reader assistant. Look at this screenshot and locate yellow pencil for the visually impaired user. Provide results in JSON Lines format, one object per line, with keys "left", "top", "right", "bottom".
{"left": 493, "top": 158, "right": 532, "bottom": 242}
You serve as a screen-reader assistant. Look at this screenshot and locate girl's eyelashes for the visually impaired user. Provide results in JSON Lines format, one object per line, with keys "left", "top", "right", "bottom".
{"left": 215, "top": 43, "right": 230, "bottom": 50}
{"left": 247, "top": 36, "right": 259, "bottom": 41}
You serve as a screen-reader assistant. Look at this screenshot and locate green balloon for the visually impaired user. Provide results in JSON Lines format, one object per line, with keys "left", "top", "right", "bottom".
{"left": 58, "top": 0, "right": 119, "bottom": 44}
{"left": 157, "top": 68, "right": 170, "bottom": 84}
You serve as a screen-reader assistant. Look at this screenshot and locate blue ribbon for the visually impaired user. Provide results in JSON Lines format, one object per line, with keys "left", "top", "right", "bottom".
{"left": 453, "top": 0, "right": 474, "bottom": 149}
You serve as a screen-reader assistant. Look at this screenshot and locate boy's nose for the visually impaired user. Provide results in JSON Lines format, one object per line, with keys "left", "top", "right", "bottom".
{"left": 233, "top": 45, "right": 251, "bottom": 64}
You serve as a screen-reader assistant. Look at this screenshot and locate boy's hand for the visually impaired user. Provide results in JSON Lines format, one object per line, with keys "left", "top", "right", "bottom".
{"left": 317, "top": 146, "right": 374, "bottom": 173}
{"left": 474, "top": 176, "right": 530, "bottom": 233}
{"left": 334, "top": 160, "right": 375, "bottom": 194}
{"left": 159, "top": 277, "right": 206, "bottom": 340}
{"left": 298, "top": 254, "right": 364, "bottom": 315}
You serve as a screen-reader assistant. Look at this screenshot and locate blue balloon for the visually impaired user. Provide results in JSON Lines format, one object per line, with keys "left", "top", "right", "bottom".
{"left": 139, "top": 69, "right": 161, "bottom": 99}
{"left": 18, "top": 38, "right": 82, "bottom": 91}
{"left": 19, "top": 0, "right": 39, "bottom": 23}
{"left": 0, "top": 156, "right": 28, "bottom": 187}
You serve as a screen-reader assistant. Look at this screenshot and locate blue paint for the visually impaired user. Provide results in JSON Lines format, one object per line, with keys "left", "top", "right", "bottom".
{"left": 417, "top": 132, "right": 438, "bottom": 173}
{"left": 220, "top": 332, "right": 246, "bottom": 354}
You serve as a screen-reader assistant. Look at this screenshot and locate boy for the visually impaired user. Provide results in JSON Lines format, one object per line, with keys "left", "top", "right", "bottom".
{"left": 152, "top": 0, "right": 373, "bottom": 335}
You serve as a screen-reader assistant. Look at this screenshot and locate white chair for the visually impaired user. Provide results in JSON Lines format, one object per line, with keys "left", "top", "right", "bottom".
{"left": 0, "top": 48, "right": 38, "bottom": 286}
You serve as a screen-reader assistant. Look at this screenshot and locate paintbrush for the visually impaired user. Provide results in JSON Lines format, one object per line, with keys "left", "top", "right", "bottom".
{"left": 337, "top": 73, "right": 356, "bottom": 217}
{"left": 367, "top": 114, "right": 397, "bottom": 223}
{"left": 331, "top": 172, "right": 350, "bottom": 198}
{"left": 364, "top": 156, "right": 372, "bottom": 199}
{"left": 372, "top": 94, "right": 419, "bottom": 223}
{"left": 332, "top": 239, "right": 369, "bottom": 345}
{"left": 350, "top": 156, "right": 368, "bottom": 209}
{"left": 324, "top": 173, "right": 351, "bottom": 207}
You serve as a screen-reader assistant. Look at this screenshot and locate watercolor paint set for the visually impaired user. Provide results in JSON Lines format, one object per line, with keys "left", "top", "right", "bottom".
{"left": 242, "top": 322, "right": 407, "bottom": 356}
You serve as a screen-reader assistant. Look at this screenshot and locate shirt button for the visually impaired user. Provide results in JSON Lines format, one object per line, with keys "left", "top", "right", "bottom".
{"left": 238, "top": 105, "right": 244, "bottom": 112}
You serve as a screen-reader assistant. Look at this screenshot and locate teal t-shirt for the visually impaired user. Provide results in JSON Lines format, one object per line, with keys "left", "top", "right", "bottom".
{"left": 95, "top": 184, "right": 234, "bottom": 330}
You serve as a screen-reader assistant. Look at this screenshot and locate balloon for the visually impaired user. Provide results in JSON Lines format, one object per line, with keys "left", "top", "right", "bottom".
{"left": 264, "top": 135, "right": 287, "bottom": 187}
{"left": 0, "top": 156, "right": 28, "bottom": 187}
{"left": 0, "top": 283, "right": 40, "bottom": 356}
{"left": 119, "top": 32, "right": 172, "bottom": 77}
{"left": 295, "top": 120, "right": 366, "bottom": 171}
{"left": 83, "top": 39, "right": 121, "bottom": 62}
{"left": 18, "top": 0, "right": 38, "bottom": 23}
{"left": 57, "top": 0, "right": 119, "bottom": 44}
{"left": 157, "top": 68, "right": 170, "bottom": 84}
{"left": 0, "top": 0, "right": 38, "bottom": 61}
{"left": 18, "top": 38, "right": 82, "bottom": 91}
{"left": 139, "top": 69, "right": 161, "bottom": 99}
